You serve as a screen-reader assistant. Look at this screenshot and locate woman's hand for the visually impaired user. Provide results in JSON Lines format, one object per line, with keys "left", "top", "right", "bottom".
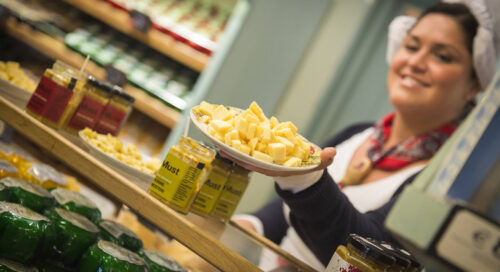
{"left": 219, "top": 147, "right": 336, "bottom": 177}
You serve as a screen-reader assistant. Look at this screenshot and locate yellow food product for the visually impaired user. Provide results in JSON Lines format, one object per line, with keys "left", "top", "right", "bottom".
{"left": 94, "top": 86, "right": 134, "bottom": 136}
{"left": 193, "top": 101, "right": 317, "bottom": 167}
{"left": 81, "top": 128, "right": 161, "bottom": 175}
{"left": 0, "top": 61, "right": 37, "bottom": 92}
{"left": 149, "top": 136, "right": 216, "bottom": 214}
{"left": 17, "top": 162, "right": 68, "bottom": 189}
{"left": 0, "top": 158, "right": 19, "bottom": 179}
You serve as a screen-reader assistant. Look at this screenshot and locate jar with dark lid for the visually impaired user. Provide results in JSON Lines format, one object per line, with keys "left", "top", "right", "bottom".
{"left": 65, "top": 76, "right": 112, "bottom": 134}
{"left": 326, "top": 234, "right": 395, "bottom": 271}
{"left": 378, "top": 241, "right": 422, "bottom": 272}
{"left": 94, "top": 85, "right": 135, "bottom": 136}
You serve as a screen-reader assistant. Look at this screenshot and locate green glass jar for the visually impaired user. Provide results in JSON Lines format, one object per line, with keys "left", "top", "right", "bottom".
{"left": 78, "top": 240, "right": 149, "bottom": 272}
{"left": 44, "top": 208, "right": 100, "bottom": 266}
{"left": 0, "top": 202, "right": 56, "bottom": 263}
{"left": 51, "top": 187, "right": 102, "bottom": 224}
{"left": 139, "top": 249, "right": 188, "bottom": 272}
{"left": 98, "top": 219, "right": 143, "bottom": 252}
{"left": 1, "top": 177, "right": 55, "bottom": 213}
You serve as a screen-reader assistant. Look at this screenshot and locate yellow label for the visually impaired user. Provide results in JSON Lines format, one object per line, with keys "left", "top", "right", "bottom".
{"left": 212, "top": 178, "right": 249, "bottom": 219}
{"left": 149, "top": 152, "right": 203, "bottom": 208}
{"left": 192, "top": 170, "right": 228, "bottom": 214}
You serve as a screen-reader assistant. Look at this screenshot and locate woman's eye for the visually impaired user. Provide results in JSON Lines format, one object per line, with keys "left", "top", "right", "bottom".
{"left": 436, "top": 53, "right": 452, "bottom": 63}
{"left": 404, "top": 44, "right": 418, "bottom": 52}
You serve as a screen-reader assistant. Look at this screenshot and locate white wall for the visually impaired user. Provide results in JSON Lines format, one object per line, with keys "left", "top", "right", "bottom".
{"left": 235, "top": 0, "right": 373, "bottom": 213}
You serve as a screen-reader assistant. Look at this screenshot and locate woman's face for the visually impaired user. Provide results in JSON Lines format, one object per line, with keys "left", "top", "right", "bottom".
{"left": 387, "top": 13, "right": 479, "bottom": 122}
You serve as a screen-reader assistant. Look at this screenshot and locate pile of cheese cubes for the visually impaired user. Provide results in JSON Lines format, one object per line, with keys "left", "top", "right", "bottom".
{"left": 0, "top": 61, "right": 37, "bottom": 92}
{"left": 193, "top": 101, "right": 313, "bottom": 167}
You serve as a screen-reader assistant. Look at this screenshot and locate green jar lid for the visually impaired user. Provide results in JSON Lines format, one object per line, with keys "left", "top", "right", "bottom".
{"left": 51, "top": 188, "right": 101, "bottom": 224}
{"left": 44, "top": 208, "right": 99, "bottom": 266}
{"left": 0, "top": 257, "right": 38, "bottom": 272}
{"left": 1, "top": 177, "right": 55, "bottom": 212}
{"left": 99, "top": 219, "right": 143, "bottom": 252}
{"left": 141, "top": 249, "right": 188, "bottom": 272}
{"left": 78, "top": 240, "right": 148, "bottom": 272}
{"left": 0, "top": 202, "right": 56, "bottom": 263}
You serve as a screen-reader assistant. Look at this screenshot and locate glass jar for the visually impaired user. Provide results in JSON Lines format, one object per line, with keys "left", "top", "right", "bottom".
{"left": 94, "top": 86, "right": 134, "bottom": 136}
{"left": 378, "top": 241, "right": 422, "bottom": 272}
{"left": 210, "top": 164, "right": 250, "bottom": 222}
{"left": 327, "top": 234, "right": 395, "bottom": 272}
{"left": 149, "top": 136, "right": 216, "bottom": 214}
{"left": 65, "top": 76, "right": 112, "bottom": 134}
{"left": 190, "top": 154, "right": 233, "bottom": 216}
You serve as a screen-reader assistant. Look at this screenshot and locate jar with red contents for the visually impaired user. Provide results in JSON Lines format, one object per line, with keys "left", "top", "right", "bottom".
{"left": 93, "top": 86, "right": 134, "bottom": 136}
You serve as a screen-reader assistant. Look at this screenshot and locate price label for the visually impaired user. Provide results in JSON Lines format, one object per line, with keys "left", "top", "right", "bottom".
{"left": 130, "top": 10, "right": 152, "bottom": 32}
{"left": 105, "top": 65, "right": 127, "bottom": 87}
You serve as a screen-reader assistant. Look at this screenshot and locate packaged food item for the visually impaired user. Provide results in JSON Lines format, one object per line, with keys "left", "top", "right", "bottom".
{"left": 44, "top": 208, "right": 100, "bottom": 265}
{"left": 65, "top": 76, "right": 112, "bottom": 134}
{"left": 78, "top": 240, "right": 149, "bottom": 271}
{"left": 0, "top": 202, "right": 56, "bottom": 263}
{"left": 0, "top": 258, "right": 38, "bottom": 272}
{"left": 139, "top": 248, "right": 188, "bottom": 272}
{"left": 210, "top": 164, "right": 250, "bottom": 221}
{"left": 190, "top": 155, "right": 232, "bottom": 216}
{"left": 0, "top": 158, "right": 19, "bottom": 179}
{"left": 51, "top": 187, "right": 102, "bottom": 224}
{"left": 149, "top": 136, "right": 216, "bottom": 214}
{"left": 327, "top": 234, "right": 396, "bottom": 272}
{"left": 18, "top": 162, "right": 68, "bottom": 189}
{"left": 378, "top": 241, "right": 422, "bottom": 272}
{"left": 0, "top": 142, "right": 34, "bottom": 167}
{"left": 0, "top": 177, "right": 56, "bottom": 213}
{"left": 98, "top": 219, "right": 143, "bottom": 252}
{"left": 93, "top": 86, "right": 135, "bottom": 136}
{"left": 0, "top": 184, "right": 11, "bottom": 202}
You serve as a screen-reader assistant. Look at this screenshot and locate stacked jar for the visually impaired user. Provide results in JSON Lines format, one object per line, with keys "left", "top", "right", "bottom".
{"left": 93, "top": 85, "right": 135, "bottom": 136}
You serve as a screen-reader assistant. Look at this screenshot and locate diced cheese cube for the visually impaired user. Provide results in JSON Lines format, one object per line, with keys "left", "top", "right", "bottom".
{"left": 198, "top": 101, "right": 214, "bottom": 116}
{"left": 267, "top": 143, "right": 286, "bottom": 162}
{"left": 247, "top": 123, "right": 257, "bottom": 140}
{"left": 249, "top": 138, "right": 259, "bottom": 151}
{"left": 283, "top": 157, "right": 302, "bottom": 167}
{"left": 200, "top": 115, "right": 210, "bottom": 124}
{"left": 249, "top": 101, "right": 267, "bottom": 121}
{"left": 225, "top": 129, "right": 239, "bottom": 145}
{"left": 270, "top": 116, "right": 279, "bottom": 128}
{"left": 257, "top": 142, "right": 268, "bottom": 152}
{"left": 238, "top": 144, "right": 251, "bottom": 155}
{"left": 276, "top": 136, "right": 294, "bottom": 154}
{"left": 276, "top": 121, "right": 298, "bottom": 135}
{"left": 242, "top": 110, "right": 260, "bottom": 124}
{"left": 236, "top": 118, "right": 248, "bottom": 139}
{"left": 277, "top": 128, "right": 297, "bottom": 144}
{"left": 212, "top": 105, "right": 232, "bottom": 121}
{"left": 209, "top": 120, "right": 232, "bottom": 133}
{"left": 292, "top": 146, "right": 308, "bottom": 160}
{"left": 252, "top": 150, "right": 273, "bottom": 163}
{"left": 231, "top": 139, "right": 242, "bottom": 150}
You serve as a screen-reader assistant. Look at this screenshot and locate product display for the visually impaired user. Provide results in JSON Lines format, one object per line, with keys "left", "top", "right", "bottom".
{"left": 0, "top": 257, "right": 38, "bottom": 272}
{"left": 139, "top": 248, "right": 188, "bottom": 272}
{"left": 44, "top": 207, "right": 100, "bottom": 265}
{"left": 149, "top": 136, "right": 216, "bottom": 214}
{"left": 0, "top": 201, "right": 56, "bottom": 263}
{"left": 0, "top": 177, "right": 56, "bottom": 213}
{"left": 98, "top": 219, "right": 143, "bottom": 252}
{"left": 77, "top": 240, "right": 149, "bottom": 271}
{"left": 51, "top": 187, "right": 102, "bottom": 224}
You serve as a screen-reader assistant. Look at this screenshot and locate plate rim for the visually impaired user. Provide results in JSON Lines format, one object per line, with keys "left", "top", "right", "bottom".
{"left": 189, "top": 107, "right": 320, "bottom": 172}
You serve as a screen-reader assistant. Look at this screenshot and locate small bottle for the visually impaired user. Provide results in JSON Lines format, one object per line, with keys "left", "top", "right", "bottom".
{"left": 94, "top": 86, "right": 134, "bottom": 136}
{"left": 149, "top": 136, "right": 216, "bottom": 214}
{"left": 65, "top": 76, "right": 112, "bottom": 134}
{"left": 190, "top": 154, "right": 232, "bottom": 216}
{"left": 210, "top": 164, "right": 250, "bottom": 222}
{"left": 326, "top": 234, "right": 395, "bottom": 272}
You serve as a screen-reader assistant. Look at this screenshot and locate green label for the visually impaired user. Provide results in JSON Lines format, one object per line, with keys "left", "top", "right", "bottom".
{"left": 149, "top": 152, "right": 203, "bottom": 208}
{"left": 212, "top": 179, "right": 249, "bottom": 218}
{"left": 192, "top": 170, "right": 228, "bottom": 213}
{"left": 98, "top": 240, "right": 145, "bottom": 265}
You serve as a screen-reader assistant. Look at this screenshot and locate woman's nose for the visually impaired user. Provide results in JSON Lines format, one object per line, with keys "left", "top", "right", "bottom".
{"left": 407, "top": 51, "right": 427, "bottom": 72}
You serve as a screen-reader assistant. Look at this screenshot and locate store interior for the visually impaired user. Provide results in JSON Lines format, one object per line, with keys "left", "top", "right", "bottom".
{"left": 0, "top": 0, "right": 498, "bottom": 271}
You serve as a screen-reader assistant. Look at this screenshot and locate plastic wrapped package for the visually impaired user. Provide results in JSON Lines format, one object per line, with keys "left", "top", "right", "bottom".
{"left": 78, "top": 240, "right": 149, "bottom": 271}
{"left": 98, "top": 219, "right": 143, "bottom": 252}
{"left": 44, "top": 208, "right": 100, "bottom": 266}
{"left": 0, "top": 202, "right": 56, "bottom": 263}
{"left": 0, "top": 177, "right": 56, "bottom": 213}
{"left": 50, "top": 187, "right": 102, "bottom": 224}
{"left": 0, "top": 184, "right": 11, "bottom": 201}
{"left": 18, "top": 162, "right": 69, "bottom": 189}
{"left": 0, "top": 258, "right": 38, "bottom": 272}
{"left": 139, "top": 249, "right": 188, "bottom": 272}
{"left": 0, "top": 159, "right": 19, "bottom": 179}
{"left": 0, "top": 142, "right": 33, "bottom": 168}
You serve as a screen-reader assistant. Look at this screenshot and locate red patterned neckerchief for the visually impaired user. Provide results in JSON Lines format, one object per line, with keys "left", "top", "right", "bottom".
{"left": 367, "top": 112, "right": 457, "bottom": 170}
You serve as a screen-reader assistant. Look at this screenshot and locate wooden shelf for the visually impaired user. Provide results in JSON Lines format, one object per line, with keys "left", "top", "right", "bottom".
{"left": 63, "top": 0, "right": 209, "bottom": 72}
{"left": 0, "top": 95, "right": 261, "bottom": 272}
{"left": 3, "top": 17, "right": 181, "bottom": 129}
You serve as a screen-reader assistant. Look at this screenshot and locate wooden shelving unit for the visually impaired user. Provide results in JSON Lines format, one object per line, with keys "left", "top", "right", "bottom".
{"left": 3, "top": 17, "right": 181, "bottom": 129}
{"left": 63, "top": 0, "right": 210, "bottom": 72}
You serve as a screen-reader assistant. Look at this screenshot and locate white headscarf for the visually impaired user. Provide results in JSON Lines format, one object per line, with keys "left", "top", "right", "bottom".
{"left": 386, "top": 0, "right": 500, "bottom": 90}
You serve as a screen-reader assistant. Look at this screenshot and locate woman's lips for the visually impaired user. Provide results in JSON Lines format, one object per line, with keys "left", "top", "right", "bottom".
{"left": 401, "top": 75, "right": 430, "bottom": 88}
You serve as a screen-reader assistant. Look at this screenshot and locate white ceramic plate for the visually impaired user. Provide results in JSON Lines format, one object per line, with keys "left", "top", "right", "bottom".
{"left": 190, "top": 107, "right": 321, "bottom": 172}
{"left": 78, "top": 131, "right": 154, "bottom": 191}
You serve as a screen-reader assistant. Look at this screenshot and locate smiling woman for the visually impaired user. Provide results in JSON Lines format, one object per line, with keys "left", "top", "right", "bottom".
{"left": 229, "top": 0, "right": 500, "bottom": 270}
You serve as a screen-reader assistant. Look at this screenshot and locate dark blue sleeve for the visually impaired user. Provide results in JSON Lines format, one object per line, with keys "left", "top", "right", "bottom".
{"left": 276, "top": 170, "right": 418, "bottom": 266}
